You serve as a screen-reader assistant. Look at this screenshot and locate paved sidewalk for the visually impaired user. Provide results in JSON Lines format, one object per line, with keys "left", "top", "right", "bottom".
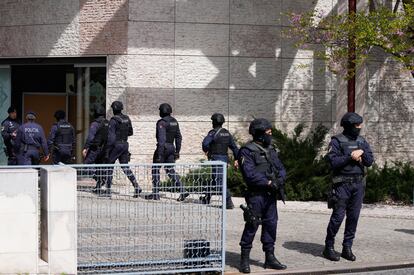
{"left": 225, "top": 198, "right": 414, "bottom": 274}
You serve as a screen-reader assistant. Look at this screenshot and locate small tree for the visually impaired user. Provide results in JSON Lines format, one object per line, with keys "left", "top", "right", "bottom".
{"left": 285, "top": 1, "right": 414, "bottom": 78}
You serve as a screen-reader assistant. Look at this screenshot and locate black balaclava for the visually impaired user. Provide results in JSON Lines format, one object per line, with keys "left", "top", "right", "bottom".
{"left": 340, "top": 112, "right": 363, "bottom": 140}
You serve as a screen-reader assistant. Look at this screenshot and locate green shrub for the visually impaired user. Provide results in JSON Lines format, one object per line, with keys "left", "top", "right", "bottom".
{"left": 365, "top": 162, "right": 414, "bottom": 204}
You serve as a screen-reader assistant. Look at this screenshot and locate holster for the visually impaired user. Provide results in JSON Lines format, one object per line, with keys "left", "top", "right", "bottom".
{"left": 241, "top": 204, "right": 262, "bottom": 227}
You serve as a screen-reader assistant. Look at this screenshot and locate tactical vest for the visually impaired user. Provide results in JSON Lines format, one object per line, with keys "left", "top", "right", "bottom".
{"left": 113, "top": 114, "right": 130, "bottom": 142}
{"left": 334, "top": 133, "right": 365, "bottom": 175}
{"left": 209, "top": 128, "right": 231, "bottom": 155}
{"left": 55, "top": 121, "right": 74, "bottom": 145}
{"left": 244, "top": 142, "right": 272, "bottom": 174}
{"left": 162, "top": 116, "right": 179, "bottom": 143}
{"left": 92, "top": 117, "right": 109, "bottom": 147}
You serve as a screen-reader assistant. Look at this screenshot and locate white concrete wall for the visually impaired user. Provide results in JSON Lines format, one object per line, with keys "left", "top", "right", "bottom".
{"left": 0, "top": 169, "right": 39, "bottom": 274}
{"left": 40, "top": 166, "right": 77, "bottom": 274}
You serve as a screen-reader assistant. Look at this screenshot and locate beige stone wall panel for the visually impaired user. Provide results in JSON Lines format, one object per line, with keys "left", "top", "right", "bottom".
{"left": 174, "top": 89, "right": 229, "bottom": 121}
{"left": 175, "top": 23, "right": 229, "bottom": 57}
{"left": 80, "top": 21, "right": 127, "bottom": 54}
{"left": 379, "top": 122, "right": 414, "bottom": 153}
{"left": 368, "top": 61, "right": 414, "bottom": 92}
{"left": 281, "top": 0, "right": 335, "bottom": 26}
{"left": 281, "top": 27, "right": 326, "bottom": 59}
{"left": 230, "top": 25, "right": 281, "bottom": 58}
{"left": 108, "top": 55, "right": 128, "bottom": 88}
{"left": 281, "top": 90, "right": 333, "bottom": 122}
{"left": 178, "top": 121, "right": 212, "bottom": 154}
{"left": 380, "top": 91, "right": 414, "bottom": 122}
{"left": 282, "top": 58, "right": 336, "bottom": 90}
{"left": 128, "top": 55, "right": 175, "bottom": 88}
{"left": 230, "top": 57, "right": 281, "bottom": 89}
{"left": 128, "top": 22, "right": 174, "bottom": 55}
{"left": 176, "top": 0, "right": 230, "bottom": 24}
{"left": 364, "top": 90, "right": 380, "bottom": 123}
{"left": 129, "top": 0, "right": 175, "bottom": 22}
{"left": 363, "top": 122, "right": 380, "bottom": 154}
{"left": 0, "top": 24, "right": 79, "bottom": 57}
{"left": 229, "top": 90, "right": 281, "bottom": 122}
{"left": 230, "top": 0, "right": 281, "bottom": 25}
{"left": 126, "top": 88, "right": 174, "bottom": 121}
{"left": 129, "top": 122, "right": 156, "bottom": 155}
{"left": 79, "top": 0, "right": 127, "bottom": 22}
{"left": 228, "top": 121, "right": 255, "bottom": 144}
{"left": 175, "top": 56, "right": 229, "bottom": 89}
{"left": 0, "top": 0, "right": 78, "bottom": 26}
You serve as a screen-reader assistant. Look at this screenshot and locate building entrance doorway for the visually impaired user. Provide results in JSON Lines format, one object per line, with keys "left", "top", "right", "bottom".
{"left": 0, "top": 57, "right": 106, "bottom": 164}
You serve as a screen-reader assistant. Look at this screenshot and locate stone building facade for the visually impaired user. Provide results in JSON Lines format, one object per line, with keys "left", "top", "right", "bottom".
{"left": 0, "top": 0, "right": 413, "bottom": 164}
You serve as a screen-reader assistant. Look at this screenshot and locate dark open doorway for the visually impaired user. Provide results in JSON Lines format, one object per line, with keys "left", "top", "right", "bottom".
{"left": 0, "top": 57, "right": 106, "bottom": 164}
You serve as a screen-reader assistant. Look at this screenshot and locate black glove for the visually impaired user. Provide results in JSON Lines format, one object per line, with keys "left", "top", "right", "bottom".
{"left": 270, "top": 180, "right": 280, "bottom": 192}
{"left": 174, "top": 152, "right": 180, "bottom": 160}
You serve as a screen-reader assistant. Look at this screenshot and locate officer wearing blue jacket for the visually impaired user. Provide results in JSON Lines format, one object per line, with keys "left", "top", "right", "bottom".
{"left": 106, "top": 101, "right": 142, "bottom": 198}
{"left": 323, "top": 112, "right": 374, "bottom": 262}
{"left": 1, "top": 106, "right": 20, "bottom": 165}
{"left": 146, "top": 103, "right": 188, "bottom": 201}
{"left": 14, "top": 111, "right": 49, "bottom": 165}
{"left": 201, "top": 113, "right": 239, "bottom": 209}
{"left": 83, "top": 105, "right": 109, "bottom": 195}
{"left": 238, "top": 118, "right": 287, "bottom": 273}
{"left": 47, "top": 110, "right": 75, "bottom": 164}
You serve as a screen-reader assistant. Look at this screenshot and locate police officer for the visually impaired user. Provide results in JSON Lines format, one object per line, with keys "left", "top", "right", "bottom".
{"left": 201, "top": 113, "right": 239, "bottom": 209}
{"left": 146, "top": 103, "right": 188, "bottom": 201}
{"left": 14, "top": 111, "right": 49, "bottom": 165}
{"left": 106, "top": 101, "right": 142, "bottom": 198}
{"left": 1, "top": 106, "right": 20, "bottom": 165}
{"left": 323, "top": 112, "right": 374, "bottom": 262}
{"left": 47, "top": 110, "right": 75, "bottom": 164}
{"left": 83, "top": 105, "right": 109, "bottom": 195}
{"left": 238, "top": 118, "right": 287, "bottom": 273}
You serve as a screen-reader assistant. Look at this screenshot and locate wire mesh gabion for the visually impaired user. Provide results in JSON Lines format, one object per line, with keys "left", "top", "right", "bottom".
{"left": 72, "top": 162, "right": 226, "bottom": 274}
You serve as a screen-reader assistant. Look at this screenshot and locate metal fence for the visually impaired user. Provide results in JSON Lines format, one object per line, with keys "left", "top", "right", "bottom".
{"left": 72, "top": 161, "right": 227, "bottom": 274}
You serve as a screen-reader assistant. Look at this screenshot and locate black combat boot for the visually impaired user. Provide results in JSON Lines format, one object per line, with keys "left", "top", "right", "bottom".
{"left": 177, "top": 192, "right": 189, "bottom": 201}
{"left": 99, "top": 188, "right": 112, "bottom": 198}
{"left": 199, "top": 195, "right": 211, "bottom": 204}
{"left": 144, "top": 193, "right": 160, "bottom": 200}
{"left": 239, "top": 248, "right": 251, "bottom": 273}
{"left": 132, "top": 181, "right": 142, "bottom": 198}
{"left": 264, "top": 250, "right": 287, "bottom": 270}
{"left": 323, "top": 246, "right": 340, "bottom": 261}
{"left": 226, "top": 198, "right": 235, "bottom": 209}
{"left": 341, "top": 246, "right": 356, "bottom": 261}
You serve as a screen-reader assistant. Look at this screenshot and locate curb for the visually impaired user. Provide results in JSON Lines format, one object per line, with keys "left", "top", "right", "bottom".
{"left": 225, "top": 260, "right": 414, "bottom": 274}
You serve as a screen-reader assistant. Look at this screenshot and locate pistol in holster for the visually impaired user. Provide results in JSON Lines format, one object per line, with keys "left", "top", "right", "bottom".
{"left": 240, "top": 204, "right": 262, "bottom": 227}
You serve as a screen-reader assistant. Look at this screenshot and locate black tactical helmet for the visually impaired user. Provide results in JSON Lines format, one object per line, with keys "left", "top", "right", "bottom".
{"left": 54, "top": 110, "right": 66, "bottom": 120}
{"left": 211, "top": 113, "right": 225, "bottom": 124}
{"left": 159, "top": 103, "right": 172, "bottom": 117}
{"left": 340, "top": 112, "right": 363, "bottom": 128}
{"left": 94, "top": 105, "right": 106, "bottom": 117}
{"left": 111, "top": 101, "right": 123, "bottom": 112}
{"left": 249, "top": 118, "right": 272, "bottom": 136}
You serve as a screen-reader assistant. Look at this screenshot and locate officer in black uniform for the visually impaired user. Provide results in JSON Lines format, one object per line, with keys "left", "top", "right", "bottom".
{"left": 238, "top": 118, "right": 287, "bottom": 273}
{"left": 14, "top": 111, "right": 49, "bottom": 165}
{"left": 201, "top": 113, "right": 239, "bottom": 209}
{"left": 146, "top": 103, "right": 188, "bottom": 201}
{"left": 83, "top": 105, "right": 109, "bottom": 195}
{"left": 47, "top": 110, "right": 75, "bottom": 164}
{"left": 106, "top": 101, "right": 142, "bottom": 197}
{"left": 323, "top": 112, "right": 374, "bottom": 261}
{"left": 1, "top": 106, "right": 20, "bottom": 165}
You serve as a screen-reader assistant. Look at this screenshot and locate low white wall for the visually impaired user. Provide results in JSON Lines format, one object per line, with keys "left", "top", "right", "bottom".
{"left": 0, "top": 169, "right": 39, "bottom": 273}
{"left": 40, "top": 166, "right": 77, "bottom": 274}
